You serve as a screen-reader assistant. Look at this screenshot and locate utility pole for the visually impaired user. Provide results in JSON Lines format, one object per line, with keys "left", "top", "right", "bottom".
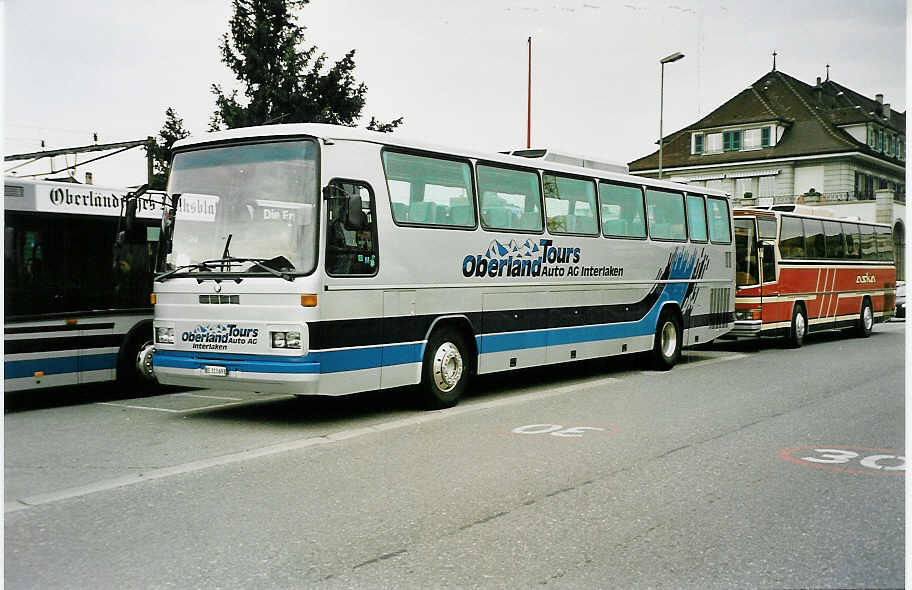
{"left": 527, "top": 36, "right": 532, "bottom": 149}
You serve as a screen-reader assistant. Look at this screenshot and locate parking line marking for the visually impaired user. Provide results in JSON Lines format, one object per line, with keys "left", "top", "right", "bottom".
{"left": 9, "top": 375, "right": 621, "bottom": 512}
{"left": 96, "top": 402, "right": 181, "bottom": 413}
{"left": 640, "top": 352, "right": 746, "bottom": 375}
{"left": 174, "top": 393, "right": 243, "bottom": 401}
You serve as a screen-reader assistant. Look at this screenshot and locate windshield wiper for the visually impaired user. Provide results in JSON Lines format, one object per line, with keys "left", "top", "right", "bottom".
{"left": 155, "top": 262, "right": 215, "bottom": 282}
{"left": 204, "top": 256, "right": 296, "bottom": 282}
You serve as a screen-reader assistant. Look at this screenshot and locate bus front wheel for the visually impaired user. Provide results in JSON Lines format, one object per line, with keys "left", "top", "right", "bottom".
{"left": 786, "top": 304, "right": 807, "bottom": 348}
{"left": 651, "top": 308, "right": 682, "bottom": 370}
{"left": 420, "top": 327, "right": 470, "bottom": 409}
{"left": 856, "top": 299, "right": 874, "bottom": 338}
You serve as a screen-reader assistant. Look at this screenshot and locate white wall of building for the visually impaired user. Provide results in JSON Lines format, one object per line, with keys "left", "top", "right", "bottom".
{"left": 793, "top": 165, "right": 825, "bottom": 194}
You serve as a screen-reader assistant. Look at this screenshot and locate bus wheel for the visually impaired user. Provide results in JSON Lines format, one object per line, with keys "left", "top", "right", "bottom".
{"left": 856, "top": 299, "right": 874, "bottom": 338}
{"left": 651, "top": 308, "right": 682, "bottom": 370}
{"left": 119, "top": 333, "right": 158, "bottom": 391}
{"left": 420, "top": 328, "right": 469, "bottom": 409}
{"left": 786, "top": 304, "right": 807, "bottom": 348}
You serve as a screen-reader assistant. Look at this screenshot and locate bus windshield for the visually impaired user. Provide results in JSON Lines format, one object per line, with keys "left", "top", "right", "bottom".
{"left": 165, "top": 139, "right": 319, "bottom": 275}
{"left": 734, "top": 218, "right": 759, "bottom": 286}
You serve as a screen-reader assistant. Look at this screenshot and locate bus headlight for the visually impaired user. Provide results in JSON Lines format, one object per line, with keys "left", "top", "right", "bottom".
{"left": 271, "top": 331, "right": 302, "bottom": 349}
{"left": 155, "top": 327, "right": 175, "bottom": 344}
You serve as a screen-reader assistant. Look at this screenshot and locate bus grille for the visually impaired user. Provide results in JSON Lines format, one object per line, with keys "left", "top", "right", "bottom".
{"left": 709, "top": 287, "right": 731, "bottom": 328}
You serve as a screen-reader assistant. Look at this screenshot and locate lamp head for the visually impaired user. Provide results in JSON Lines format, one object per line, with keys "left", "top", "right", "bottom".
{"left": 660, "top": 52, "right": 685, "bottom": 64}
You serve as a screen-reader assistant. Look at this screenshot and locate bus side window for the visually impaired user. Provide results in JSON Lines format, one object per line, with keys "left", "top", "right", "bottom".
{"left": 326, "top": 181, "right": 379, "bottom": 276}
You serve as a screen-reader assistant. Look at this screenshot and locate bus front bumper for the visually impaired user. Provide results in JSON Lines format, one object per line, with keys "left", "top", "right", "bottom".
{"left": 152, "top": 349, "right": 322, "bottom": 394}
{"left": 727, "top": 320, "right": 763, "bottom": 338}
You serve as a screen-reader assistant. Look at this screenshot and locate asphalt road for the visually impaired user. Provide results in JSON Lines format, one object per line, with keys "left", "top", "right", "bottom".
{"left": 5, "top": 321, "right": 906, "bottom": 589}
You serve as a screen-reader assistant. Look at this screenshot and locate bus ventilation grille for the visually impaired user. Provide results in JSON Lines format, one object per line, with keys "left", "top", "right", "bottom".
{"left": 709, "top": 288, "right": 731, "bottom": 329}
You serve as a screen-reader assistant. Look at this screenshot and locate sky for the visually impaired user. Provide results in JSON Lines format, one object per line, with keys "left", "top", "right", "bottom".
{"left": 3, "top": 0, "right": 907, "bottom": 187}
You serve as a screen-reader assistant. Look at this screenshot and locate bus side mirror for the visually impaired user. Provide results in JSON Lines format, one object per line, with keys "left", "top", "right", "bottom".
{"left": 124, "top": 198, "right": 138, "bottom": 232}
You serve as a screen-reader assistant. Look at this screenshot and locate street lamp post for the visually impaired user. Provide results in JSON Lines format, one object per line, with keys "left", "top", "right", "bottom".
{"left": 658, "top": 51, "right": 684, "bottom": 179}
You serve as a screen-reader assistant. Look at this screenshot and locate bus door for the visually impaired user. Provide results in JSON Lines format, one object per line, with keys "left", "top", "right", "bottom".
{"left": 757, "top": 216, "right": 778, "bottom": 315}
{"left": 324, "top": 179, "right": 383, "bottom": 389}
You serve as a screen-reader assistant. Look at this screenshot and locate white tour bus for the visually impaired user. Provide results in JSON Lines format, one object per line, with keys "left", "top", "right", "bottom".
{"left": 143, "top": 124, "right": 734, "bottom": 408}
{"left": 4, "top": 177, "right": 161, "bottom": 392}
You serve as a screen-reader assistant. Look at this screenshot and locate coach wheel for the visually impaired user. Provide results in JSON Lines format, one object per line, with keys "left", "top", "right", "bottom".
{"left": 651, "top": 308, "right": 682, "bottom": 370}
{"left": 786, "top": 304, "right": 807, "bottom": 348}
{"left": 856, "top": 299, "right": 874, "bottom": 338}
{"left": 420, "top": 327, "right": 470, "bottom": 409}
{"left": 119, "top": 331, "right": 158, "bottom": 391}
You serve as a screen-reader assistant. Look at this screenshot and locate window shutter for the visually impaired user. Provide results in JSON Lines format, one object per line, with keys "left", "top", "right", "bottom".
{"left": 761, "top": 126, "right": 771, "bottom": 147}
{"left": 694, "top": 134, "right": 704, "bottom": 154}
{"left": 732, "top": 131, "right": 741, "bottom": 150}
{"left": 722, "top": 132, "right": 731, "bottom": 151}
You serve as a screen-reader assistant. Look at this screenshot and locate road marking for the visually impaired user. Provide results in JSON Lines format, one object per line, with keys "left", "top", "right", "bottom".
{"left": 96, "top": 402, "right": 181, "bottom": 413}
{"left": 6, "top": 375, "right": 620, "bottom": 513}
{"left": 174, "top": 393, "right": 244, "bottom": 401}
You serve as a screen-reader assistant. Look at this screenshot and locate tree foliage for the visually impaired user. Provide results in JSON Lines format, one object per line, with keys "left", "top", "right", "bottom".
{"left": 146, "top": 107, "right": 191, "bottom": 190}
{"left": 210, "top": 0, "right": 402, "bottom": 132}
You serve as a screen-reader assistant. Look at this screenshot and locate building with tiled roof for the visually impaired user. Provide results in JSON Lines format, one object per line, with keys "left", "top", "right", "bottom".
{"left": 629, "top": 68, "right": 906, "bottom": 278}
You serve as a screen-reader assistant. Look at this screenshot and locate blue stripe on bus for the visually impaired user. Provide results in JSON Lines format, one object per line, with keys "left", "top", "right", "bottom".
{"left": 153, "top": 289, "right": 687, "bottom": 376}
{"left": 4, "top": 353, "right": 117, "bottom": 379}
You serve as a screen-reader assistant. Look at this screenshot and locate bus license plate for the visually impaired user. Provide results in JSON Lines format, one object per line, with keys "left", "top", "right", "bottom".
{"left": 204, "top": 365, "right": 227, "bottom": 377}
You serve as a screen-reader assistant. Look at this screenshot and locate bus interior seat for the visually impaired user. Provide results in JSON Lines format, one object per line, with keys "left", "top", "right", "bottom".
{"left": 450, "top": 204, "right": 473, "bottom": 226}
{"left": 519, "top": 211, "right": 540, "bottom": 231}
{"left": 391, "top": 202, "right": 408, "bottom": 221}
{"left": 482, "top": 207, "right": 509, "bottom": 229}
{"left": 409, "top": 201, "right": 436, "bottom": 223}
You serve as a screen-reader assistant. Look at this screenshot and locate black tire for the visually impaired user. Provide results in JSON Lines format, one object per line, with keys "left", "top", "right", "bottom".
{"left": 856, "top": 298, "right": 874, "bottom": 338}
{"left": 118, "top": 329, "right": 158, "bottom": 393}
{"left": 651, "top": 308, "right": 682, "bottom": 370}
{"left": 786, "top": 303, "right": 807, "bottom": 348}
{"left": 419, "top": 327, "right": 471, "bottom": 409}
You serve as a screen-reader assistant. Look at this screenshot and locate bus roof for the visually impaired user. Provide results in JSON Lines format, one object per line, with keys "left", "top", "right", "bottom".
{"left": 733, "top": 206, "right": 891, "bottom": 227}
{"left": 172, "top": 123, "right": 730, "bottom": 199}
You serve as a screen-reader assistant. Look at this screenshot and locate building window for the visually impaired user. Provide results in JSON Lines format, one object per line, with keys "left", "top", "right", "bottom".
{"left": 705, "top": 133, "right": 723, "bottom": 154}
{"left": 743, "top": 129, "right": 761, "bottom": 150}
{"left": 722, "top": 130, "right": 741, "bottom": 151}
{"left": 692, "top": 133, "right": 704, "bottom": 154}
{"left": 899, "top": 138, "right": 905, "bottom": 161}
{"left": 761, "top": 126, "right": 771, "bottom": 148}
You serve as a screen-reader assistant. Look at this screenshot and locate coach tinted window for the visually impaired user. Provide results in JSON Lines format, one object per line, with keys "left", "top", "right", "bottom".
{"left": 843, "top": 223, "right": 861, "bottom": 258}
{"left": 685, "top": 194, "right": 708, "bottom": 242}
{"left": 804, "top": 219, "right": 826, "bottom": 259}
{"left": 859, "top": 224, "right": 877, "bottom": 260}
{"left": 645, "top": 189, "right": 686, "bottom": 241}
{"left": 382, "top": 151, "right": 476, "bottom": 227}
{"left": 824, "top": 220, "right": 845, "bottom": 259}
{"left": 875, "top": 226, "right": 893, "bottom": 261}
{"left": 706, "top": 197, "right": 732, "bottom": 244}
{"left": 779, "top": 216, "right": 805, "bottom": 258}
{"left": 599, "top": 182, "right": 646, "bottom": 238}
{"left": 543, "top": 174, "right": 598, "bottom": 235}
{"left": 478, "top": 165, "right": 543, "bottom": 232}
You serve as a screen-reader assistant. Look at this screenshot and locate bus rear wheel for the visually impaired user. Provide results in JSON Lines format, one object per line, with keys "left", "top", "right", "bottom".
{"left": 786, "top": 303, "right": 807, "bottom": 348}
{"left": 855, "top": 299, "right": 874, "bottom": 338}
{"left": 651, "top": 308, "right": 682, "bottom": 370}
{"left": 420, "top": 327, "right": 470, "bottom": 409}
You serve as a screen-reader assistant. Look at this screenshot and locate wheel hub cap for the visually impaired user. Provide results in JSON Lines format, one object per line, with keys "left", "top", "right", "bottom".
{"left": 864, "top": 306, "right": 873, "bottom": 330}
{"left": 136, "top": 342, "right": 156, "bottom": 380}
{"left": 661, "top": 322, "right": 677, "bottom": 358}
{"left": 432, "top": 342, "right": 463, "bottom": 392}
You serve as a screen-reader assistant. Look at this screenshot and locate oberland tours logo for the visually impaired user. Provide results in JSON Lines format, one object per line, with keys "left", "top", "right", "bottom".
{"left": 182, "top": 324, "right": 259, "bottom": 351}
{"left": 462, "top": 238, "right": 623, "bottom": 279}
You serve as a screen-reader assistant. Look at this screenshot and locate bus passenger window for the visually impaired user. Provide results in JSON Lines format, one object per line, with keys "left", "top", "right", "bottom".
{"left": 477, "top": 164, "right": 542, "bottom": 232}
{"left": 779, "top": 217, "right": 806, "bottom": 259}
{"left": 543, "top": 174, "right": 598, "bottom": 235}
{"left": 875, "top": 226, "right": 893, "bottom": 261}
{"left": 804, "top": 219, "right": 826, "bottom": 259}
{"left": 859, "top": 225, "right": 877, "bottom": 260}
{"left": 824, "top": 220, "right": 845, "bottom": 259}
{"left": 706, "top": 197, "right": 732, "bottom": 244}
{"left": 645, "top": 189, "right": 686, "bottom": 241}
{"left": 843, "top": 223, "right": 861, "bottom": 258}
{"left": 381, "top": 151, "right": 475, "bottom": 228}
{"left": 326, "top": 182, "right": 378, "bottom": 276}
{"left": 599, "top": 182, "right": 646, "bottom": 238}
{"left": 685, "top": 194, "right": 708, "bottom": 242}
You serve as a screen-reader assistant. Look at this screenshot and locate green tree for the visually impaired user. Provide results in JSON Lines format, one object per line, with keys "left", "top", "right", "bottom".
{"left": 210, "top": 0, "right": 402, "bottom": 132}
{"left": 146, "top": 107, "right": 191, "bottom": 190}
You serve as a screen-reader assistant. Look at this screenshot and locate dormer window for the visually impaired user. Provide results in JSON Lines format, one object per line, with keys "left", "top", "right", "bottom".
{"left": 722, "top": 130, "right": 741, "bottom": 151}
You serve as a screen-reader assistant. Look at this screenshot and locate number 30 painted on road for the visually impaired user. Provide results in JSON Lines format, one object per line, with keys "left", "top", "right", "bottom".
{"left": 802, "top": 449, "right": 905, "bottom": 471}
